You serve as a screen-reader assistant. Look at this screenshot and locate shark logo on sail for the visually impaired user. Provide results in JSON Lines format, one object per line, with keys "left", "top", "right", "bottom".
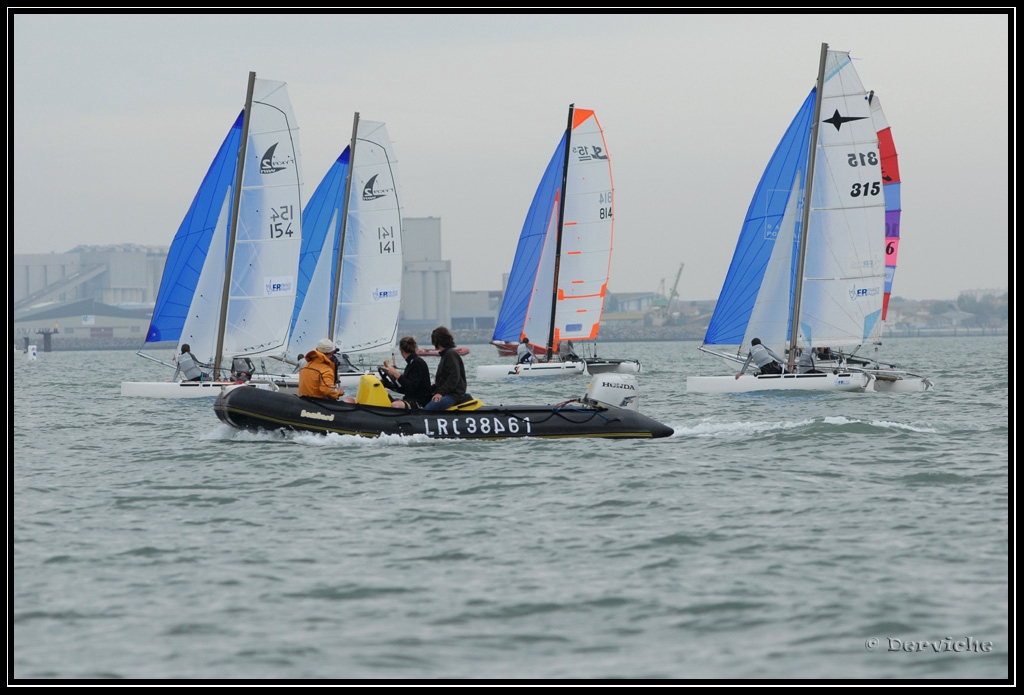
{"left": 260, "top": 143, "right": 294, "bottom": 174}
{"left": 362, "top": 174, "right": 394, "bottom": 201}
{"left": 572, "top": 144, "right": 608, "bottom": 162}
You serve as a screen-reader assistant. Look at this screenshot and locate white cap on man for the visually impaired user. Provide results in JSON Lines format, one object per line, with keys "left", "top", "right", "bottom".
{"left": 316, "top": 338, "right": 338, "bottom": 354}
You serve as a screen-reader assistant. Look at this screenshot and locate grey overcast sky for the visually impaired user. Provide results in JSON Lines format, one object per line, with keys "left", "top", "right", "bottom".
{"left": 11, "top": 11, "right": 1011, "bottom": 301}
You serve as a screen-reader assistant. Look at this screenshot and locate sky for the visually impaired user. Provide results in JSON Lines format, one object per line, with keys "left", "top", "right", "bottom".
{"left": 11, "top": 11, "right": 1012, "bottom": 302}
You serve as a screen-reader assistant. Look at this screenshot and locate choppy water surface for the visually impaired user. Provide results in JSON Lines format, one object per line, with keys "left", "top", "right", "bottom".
{"left": 13, "top": 338, "right": 1009, "bottom": 679}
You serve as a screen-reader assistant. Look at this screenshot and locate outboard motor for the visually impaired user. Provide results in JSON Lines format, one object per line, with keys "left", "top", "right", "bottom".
{"left": 582, "top": 373, "right": 640, "bottom": 411}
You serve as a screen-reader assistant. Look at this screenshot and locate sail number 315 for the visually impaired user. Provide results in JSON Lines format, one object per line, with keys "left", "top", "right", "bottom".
{"left": 847, "top": 151, "right": 881, "bottom": 198}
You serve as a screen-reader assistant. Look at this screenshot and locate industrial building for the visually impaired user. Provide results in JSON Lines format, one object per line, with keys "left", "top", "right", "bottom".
{"left": 13, "top": 218, "right": 498, "bottom": 350}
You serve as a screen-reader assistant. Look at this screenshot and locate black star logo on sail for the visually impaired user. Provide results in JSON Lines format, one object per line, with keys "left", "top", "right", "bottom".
{"left": 822, "top": 109, "right": 867, "bottom": 132}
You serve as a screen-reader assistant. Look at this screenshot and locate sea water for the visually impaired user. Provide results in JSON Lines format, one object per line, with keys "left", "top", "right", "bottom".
{"left": 12, "top": 338, "right": 1009, "bottom": 680}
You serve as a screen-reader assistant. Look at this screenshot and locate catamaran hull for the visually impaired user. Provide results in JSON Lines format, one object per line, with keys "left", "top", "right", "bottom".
{"left": 686, "top": 371, "right": 871, "bottom": 394}
{"left": 417, "top": 347, "right": 469, "bottom": 357}
{"left": 476, "top": 362, "right": 587, "bottom": 380}
{"left": 585, "top": 359, "right": 642, "bottom": 375}
{"left": 248, "top": 372, "right": 370, "bottom": 395}
{"left": 213, "top": 387, "right": 673, "bottom": 440}
{"left": 120, "top": 380, "right": 277, "bottom": 399}
{"left": 866, "top": 372, "right": 934, "bottom": 392}
{"left": 813, "top": 361, "right": 935, "bottom": 392}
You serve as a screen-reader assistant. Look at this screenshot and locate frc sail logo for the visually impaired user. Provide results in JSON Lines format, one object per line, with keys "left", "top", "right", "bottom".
{"left": 265, "top": 276, "right": 294, "bottom": 296}
{"left": 260, "top": 143, "right": 294, "bottom": 174}
{"left": 849, "top": 284, "right": 881, "bottom": 300}
{"left": 373, "top": 285, "right": 400, "bottom": 302}
{"left": 362, "top": 174, "right": 394, "bottom": 201}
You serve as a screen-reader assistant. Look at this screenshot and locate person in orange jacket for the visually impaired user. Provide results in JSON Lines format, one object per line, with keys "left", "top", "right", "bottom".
{"left": 298, "top": 338, "right": 346, "bottom": 400}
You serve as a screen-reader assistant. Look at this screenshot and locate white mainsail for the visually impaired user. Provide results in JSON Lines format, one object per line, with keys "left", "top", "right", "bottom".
{"left": 796, "top": 51, "right": 885, "bottom": 349}
{"left": 287, "top": 117, "right": 403, "bottom": 359}
{"left": 334, "top": 119, "right": 403, "bottom": 354}
{"left": 552, "top": 109, "right": 613, "bottom": 344}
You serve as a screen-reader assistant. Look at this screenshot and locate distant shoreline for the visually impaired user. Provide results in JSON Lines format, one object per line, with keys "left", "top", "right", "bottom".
{"left": 16, "top": 326, "right": 1008, "bottom": 352}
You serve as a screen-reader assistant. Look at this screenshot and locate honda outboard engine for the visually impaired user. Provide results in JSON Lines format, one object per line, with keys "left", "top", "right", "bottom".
{"left": 583, "top": 373, "right": 640, "bottom": 411}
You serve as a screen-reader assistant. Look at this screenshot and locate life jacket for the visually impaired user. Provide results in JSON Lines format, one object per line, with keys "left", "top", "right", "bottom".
{"left": 231, "top": 357, "right": 255, "bottom": 381}
{"left": 178, "top": 352, "right": 203, "bottom": 381}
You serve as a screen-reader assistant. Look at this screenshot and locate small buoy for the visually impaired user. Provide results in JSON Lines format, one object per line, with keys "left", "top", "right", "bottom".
{"left": 27, "top": 344, "right": 38, "bottom": 361}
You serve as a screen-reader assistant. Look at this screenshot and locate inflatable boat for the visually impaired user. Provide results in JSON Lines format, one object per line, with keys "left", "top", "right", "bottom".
{"left": 214, "top": 373, "right": 673, "bottom": 440}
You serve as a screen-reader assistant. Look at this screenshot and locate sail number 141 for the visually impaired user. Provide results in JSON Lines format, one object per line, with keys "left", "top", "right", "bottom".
{"left": 379, "top": 226, "right": 397, "bottom": 254}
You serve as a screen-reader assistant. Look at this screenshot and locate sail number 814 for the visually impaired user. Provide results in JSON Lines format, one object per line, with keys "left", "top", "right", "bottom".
{"left": 599, "top": 191, "right": 613, "bottom": 220}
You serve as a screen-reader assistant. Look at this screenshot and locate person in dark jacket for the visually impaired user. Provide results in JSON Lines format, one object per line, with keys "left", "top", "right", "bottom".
{"left": 381, "top": 336, "right": 432, "bottom": 409}
{"left": 424, "top": 326, "right": 467, "bottom": 411}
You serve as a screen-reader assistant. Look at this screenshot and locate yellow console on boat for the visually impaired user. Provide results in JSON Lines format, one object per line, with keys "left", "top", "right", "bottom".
{"left": 355, "top": 374, "right": 484, "bottom": 410}
{"left": 355, "top": 375, "right": 393, "bottom": 407}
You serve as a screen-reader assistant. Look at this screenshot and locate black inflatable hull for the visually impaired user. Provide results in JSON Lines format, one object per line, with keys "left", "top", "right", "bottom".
{"left": 214, "top": 386, "right": 673, "bottom": 440}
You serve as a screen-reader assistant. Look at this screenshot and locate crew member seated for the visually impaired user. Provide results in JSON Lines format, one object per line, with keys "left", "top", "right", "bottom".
{"left": 299, "top": 338, "right": 347, "bottom": 401}
{"left": 796, "top": 348, "right": 822, "bottom": 374}
{"left": 517, "top": 336, "right": 535, "bottom": 364}
{"left": 231, "top": 357, "right": 255, "bottom": 382}
{"left": 736, "top": 337, "right": 784, "bottom": 378}
{"left": 174, "top": 344, "right": 208, "bottom": 382}
{"left": 557, "top": 340, "right": 579, "bottom": 362}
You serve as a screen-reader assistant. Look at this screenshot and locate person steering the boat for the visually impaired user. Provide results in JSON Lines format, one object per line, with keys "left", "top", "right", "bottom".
{"left": 424, "top": 326, "right": 468, "bottom": 410}
{"left": 299, "top": 338, "right": 346, "bottom": 400}
{"left": 796, "top": 347, "right": 822, "bottom": 374}
{"left": 174, "top": 343, "right": 209, "bottom": 382}
{"left": 557, "top": 339, "right": 580, "bottom": 362}
{"left": 517, "top": 336, "right": 535, "bottom": 364}
{"left": 381, "top": 336, "right": 432, "bottom": 409}
{"left": 736, "top": 337, "right": 784, "bottom": 378}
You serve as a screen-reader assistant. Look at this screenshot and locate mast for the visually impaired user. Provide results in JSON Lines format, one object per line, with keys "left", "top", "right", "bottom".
{"left": 546, "top": 104, "right": 575, "bottom": 361}
{"left": 328, "top": 112, "right": 360, "bottom": 342}
{"left": 787, "top": 43, "right": 827, "bottom": 370}
{"left": 214, "top": 71, "right": 256, "bottom": 379}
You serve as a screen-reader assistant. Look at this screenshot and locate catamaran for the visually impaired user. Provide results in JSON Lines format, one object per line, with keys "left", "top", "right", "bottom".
{"left": 477, "top": 104, "right": 640, "bottom": 381}
{"left": 121, "top": 72, "right": 303, "bottom": 398}
{"left": 246, "top": 114, "right": 405, "bottom": 394}
{"left": 687, "top": 44, "right": 932, "bottom": 394}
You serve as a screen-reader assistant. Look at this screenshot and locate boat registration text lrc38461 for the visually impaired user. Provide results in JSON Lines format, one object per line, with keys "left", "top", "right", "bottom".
{"left": 424, "top": 416, "right": 530, "bottom": 437}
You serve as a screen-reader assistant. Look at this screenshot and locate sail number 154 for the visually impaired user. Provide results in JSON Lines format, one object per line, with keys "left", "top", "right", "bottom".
{"left": 269, "top": 205, "right": 295, "bottom": 238}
